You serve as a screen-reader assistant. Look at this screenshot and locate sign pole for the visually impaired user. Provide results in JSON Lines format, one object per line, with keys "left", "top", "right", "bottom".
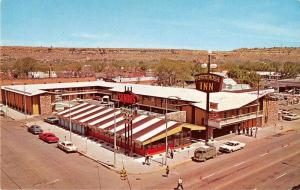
{"left": 206, "top": 53, "right": 211, "bottom": 142}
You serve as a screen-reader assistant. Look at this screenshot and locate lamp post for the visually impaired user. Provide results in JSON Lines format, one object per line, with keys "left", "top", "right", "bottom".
{"left": 165, "top": 95, "right": 181, "bottom": 165}
{"left": 68, "top": 94, "right": 72, "bottom": 141}
{"left": 113, "top": 102, "right": 117, "bottom": 168}
{"left": 201, "top": 50, "right": 217, "bottom": 142}
{"left": 23, "top": 84, "right": 27, "bottom": 119}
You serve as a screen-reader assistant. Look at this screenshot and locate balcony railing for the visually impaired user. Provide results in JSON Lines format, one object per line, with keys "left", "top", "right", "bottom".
{"left": 208, "top": 110, "right": 263, "bottom": 129}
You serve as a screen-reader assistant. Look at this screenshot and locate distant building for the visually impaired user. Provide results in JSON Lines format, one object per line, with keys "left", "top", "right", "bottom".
{"left": 28, "top": 71, "right": 57, "bottom": 78}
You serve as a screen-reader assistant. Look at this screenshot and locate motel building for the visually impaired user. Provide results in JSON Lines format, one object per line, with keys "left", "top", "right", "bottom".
{"left": 1, "top": 80, "right": 278, "bottom": 155}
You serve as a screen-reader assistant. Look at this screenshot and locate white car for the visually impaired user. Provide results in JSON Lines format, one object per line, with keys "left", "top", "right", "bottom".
{"left": 57, "top": 141, "right": 78, "bottom": 153}
{"left": 219, "top": 141, "right": 246, "bottom": 153}
{"left": 282, "top": 113, "right": 300, "bottom": 121}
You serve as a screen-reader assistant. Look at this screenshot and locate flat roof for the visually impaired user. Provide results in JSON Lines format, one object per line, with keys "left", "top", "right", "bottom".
{"left": 1, "top": 80, "right": 274, "bottom": 112}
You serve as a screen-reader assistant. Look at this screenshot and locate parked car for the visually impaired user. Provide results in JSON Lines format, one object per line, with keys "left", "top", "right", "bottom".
{"left": 39, "top": 132, "right": 59, "bottom": 143}
{"left": 282, "top": 113, "right": 300, "bottom": 121}
{"left": 281, "top": 110, "right": 290, "bottom": 115}
{"left": 219, "top": 141, "right": 246, "bottom": 153}
{"left": 193, "top": 145, "right": 216, "bottom": 162}
{"left": 27, "top": 125, "right": 43, "bottom": 135}
{"left": 44, "top": 116, "right": 59, "bottom": 124}
{"left": 57, "top": 141, "right": 78, "bottom": 153}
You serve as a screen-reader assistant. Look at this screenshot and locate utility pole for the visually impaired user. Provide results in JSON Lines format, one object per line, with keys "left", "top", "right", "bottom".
{"left": 206, "top": 52, "right": 211, "bottom": 142}
{"left": 254, "top": 79, "right": 260, "bottom": 138}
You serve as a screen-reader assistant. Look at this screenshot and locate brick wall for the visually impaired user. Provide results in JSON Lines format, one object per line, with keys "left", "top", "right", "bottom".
{"left": 39, "top": 95, "right": 52, "bottom": 115}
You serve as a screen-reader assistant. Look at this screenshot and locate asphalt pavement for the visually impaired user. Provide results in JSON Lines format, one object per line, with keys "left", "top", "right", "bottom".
{"left": 1, "top": 115, "right": 300, "bottom": 190}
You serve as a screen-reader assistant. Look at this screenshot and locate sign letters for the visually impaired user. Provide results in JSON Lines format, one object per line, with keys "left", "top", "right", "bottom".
{"left": 195, "top": 73, "right": 224, "bottom": 93}
{"left": 118, "top": 91, "right": 138, "bottom": 105}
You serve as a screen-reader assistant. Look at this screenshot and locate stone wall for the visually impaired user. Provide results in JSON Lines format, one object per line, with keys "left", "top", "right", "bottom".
{"left": 166, "top": 111, "right": 186, "bottom": 123}
{"left": 39, "top": 95, "right": 52, "bottom": 115}
{"left": 265, "top": 100, "right": 279, "bottom": 127}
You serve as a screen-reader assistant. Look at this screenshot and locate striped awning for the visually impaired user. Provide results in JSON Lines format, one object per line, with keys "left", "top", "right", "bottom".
{"left": 56, "top": 103, "right": 189, "bottom": 143}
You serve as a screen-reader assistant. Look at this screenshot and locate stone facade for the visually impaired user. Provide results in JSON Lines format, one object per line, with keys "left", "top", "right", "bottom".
{"left": 39, "top": 95, "right": 52, "bottom": 115}
{"left": 265, "top": 99, "right": 279, "bottom": 127}
{"left": 166, "top": 111, "right": 186, "bottom": 123}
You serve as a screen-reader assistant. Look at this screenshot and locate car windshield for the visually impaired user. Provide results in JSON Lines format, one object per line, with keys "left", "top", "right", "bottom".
{"left": 66, "top": 143, "right": 73, "bottom": 146}
{"left": 48, "top": 117, "right": 57, "bottom": 120}
{"left": 225, "top": 142, "right": 235, "bottom": 146}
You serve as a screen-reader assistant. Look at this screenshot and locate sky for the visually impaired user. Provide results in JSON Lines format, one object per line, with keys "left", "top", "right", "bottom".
{"left": 1, "top": 0, "right": 300, "bottom": 50}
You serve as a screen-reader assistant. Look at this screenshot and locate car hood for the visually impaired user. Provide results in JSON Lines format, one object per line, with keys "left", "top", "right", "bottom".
{"left": 219, "top": 145, "right": 233, "bottom": 149}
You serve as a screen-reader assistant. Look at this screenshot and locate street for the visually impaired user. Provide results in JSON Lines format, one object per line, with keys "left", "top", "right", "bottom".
{"left": 1, "top": 117, "right": 126, "bottom": 189}
{"left": 1, "top": 116, "right": 300, "bottom": 189}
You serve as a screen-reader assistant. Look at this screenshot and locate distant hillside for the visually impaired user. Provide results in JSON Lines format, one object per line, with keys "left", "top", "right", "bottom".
{"left": 1, "top": 46, "right": 300, "bottom": 65}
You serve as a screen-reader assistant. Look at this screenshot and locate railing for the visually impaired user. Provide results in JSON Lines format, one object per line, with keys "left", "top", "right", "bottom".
{"left": 208, "top": 110, "right": 263, "bottom": 129}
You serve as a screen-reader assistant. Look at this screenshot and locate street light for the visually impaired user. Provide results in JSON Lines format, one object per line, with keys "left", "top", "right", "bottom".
{"left": 112, "top": 102, "right": 117, "bottom": 168}
{"left": 165, "top": 95, "right": 181, "bottom": 165}
{"left": 201, "top": 50, "right": 217, "bottom": 142}
{"left": 23, "top": 84, "right": 27, "bottom": 119}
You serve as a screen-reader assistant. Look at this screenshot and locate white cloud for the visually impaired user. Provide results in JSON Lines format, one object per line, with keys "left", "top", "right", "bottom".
{"left": 71, "top": 32, "right": 111, "bottom": 40}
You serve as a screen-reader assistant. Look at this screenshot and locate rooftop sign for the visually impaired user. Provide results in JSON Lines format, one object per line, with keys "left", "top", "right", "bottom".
{"left": 195, "top": 73, "right": 224, "bottom": 93}
{"left": 118, "top": 91, "right": 138, "bottom": 105}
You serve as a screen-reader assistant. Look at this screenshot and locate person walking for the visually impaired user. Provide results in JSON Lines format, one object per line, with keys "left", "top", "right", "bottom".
{"left": 165, "top": 165, "right": 169, "bottom": 177}
{"left": 170, "top": 149, "right": 174, "bottom": 159}
{"left": 176, "top": 177, "right": 183, "bottom": 190}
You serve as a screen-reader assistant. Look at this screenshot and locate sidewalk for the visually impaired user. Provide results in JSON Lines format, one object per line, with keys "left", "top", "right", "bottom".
{"left": 22, "top": 113, "right": 300, "bottom": 174}
{"left": 2, "top": 106, "right": 35, "bottom": 121}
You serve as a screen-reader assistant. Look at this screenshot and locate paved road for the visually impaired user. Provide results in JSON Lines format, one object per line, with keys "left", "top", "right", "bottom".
{"left": 1, "top": 117, "right": 127, "bottom": 189}
{"left": 130, "top": 129, "right": 300, "bottom": 190}
{"left": 1, "top": 116, "right": 300, "bottom": 190}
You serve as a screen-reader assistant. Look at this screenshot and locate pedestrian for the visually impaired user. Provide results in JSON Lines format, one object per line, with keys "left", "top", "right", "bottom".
{"left": 170, "top": 149, "right": 174, "bottom": 159}
{"left": 146, "top": 154, "right": 150, "bottom": 165}
{"left": 165, "top": 165, "right": 169, "bottom": 177}
{"left": 176, "top": 177, "right": 183, "bottom": 190}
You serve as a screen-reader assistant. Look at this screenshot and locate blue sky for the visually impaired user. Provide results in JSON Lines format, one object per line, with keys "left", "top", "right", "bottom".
{"left": 1, "top": 0, "right": 300, "bottom": 50}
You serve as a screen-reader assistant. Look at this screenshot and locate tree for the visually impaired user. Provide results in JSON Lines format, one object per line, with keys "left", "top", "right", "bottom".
{"left": 13, "top": 57, "right": 37, "bottom": 78}
{"left": 87, "top": 60, "right": 105, "bottom": 73}
{"left": 281, "top": 62, "right": 299, "bottom": 79}
{"left": 154, "top": 59, "right": 194, "bottom": 87}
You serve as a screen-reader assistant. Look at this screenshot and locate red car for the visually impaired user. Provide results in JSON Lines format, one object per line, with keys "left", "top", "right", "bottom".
{"left": 39, "top": 132, "right": 59, "bottom": 143}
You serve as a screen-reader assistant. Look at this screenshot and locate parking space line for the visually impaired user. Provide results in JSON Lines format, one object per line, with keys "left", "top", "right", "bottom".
{"left": 260, "top": 152, "right": 269, "bottom": 157}
{"left": 275, "top": 173, "right": 287, "bottom": 180}
{"left": 202, "top": 173, "right": 215, "bottom": 180}
{"left": 234, "top": 161, "right": 246, "bottom": 167}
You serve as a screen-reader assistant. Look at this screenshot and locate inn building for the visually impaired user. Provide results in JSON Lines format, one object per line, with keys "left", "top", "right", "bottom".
{"left": 1, "top": 80, "right": 277, "bottom": 155}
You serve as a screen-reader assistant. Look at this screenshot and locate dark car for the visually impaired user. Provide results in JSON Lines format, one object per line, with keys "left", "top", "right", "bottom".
{"left": 39, "top": 132, "right": 59, "bottom": 143}
{"left": 44, "top": 116, "right": 59, "bottom": 124}
{"left": 27, "top": 125, "right": 43, "bottom": 135}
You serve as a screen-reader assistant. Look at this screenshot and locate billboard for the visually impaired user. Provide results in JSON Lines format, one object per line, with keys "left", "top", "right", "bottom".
{"left": 195, "top": 73, "right": 224, "bottom": 93}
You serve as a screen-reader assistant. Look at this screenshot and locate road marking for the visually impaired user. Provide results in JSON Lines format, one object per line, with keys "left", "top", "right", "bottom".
{"left": 202, "top": 173, "right": 215, "bottom": 180}
{"left": 260, "top": 152, "right": 269, "bottom": 157}
{"left": 46, "top": 179, "right": 60, "bottom": 185}
{"left": 275, "top": 173, "right": 287, "bottom": 180}
{"left": 234, "top": 161, "right": 246, "bottom": 167}
{"left": 34, "top": 179, "right": 60, "bottom": 187}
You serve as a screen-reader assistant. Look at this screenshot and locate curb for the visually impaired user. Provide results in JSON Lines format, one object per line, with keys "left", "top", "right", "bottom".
{"left": 77, "top": 150, "right": 193, "bottom": 175}
{"left": 77, "top": 151, "right": 120, "bottom": 173}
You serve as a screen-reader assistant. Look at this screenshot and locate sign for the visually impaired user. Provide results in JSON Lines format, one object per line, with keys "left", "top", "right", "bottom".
{"left": 118, "top": 91, "right": 138, "bottom": 105}
{"left": 195, "top": 73, "right": 224, "bottom": 93}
